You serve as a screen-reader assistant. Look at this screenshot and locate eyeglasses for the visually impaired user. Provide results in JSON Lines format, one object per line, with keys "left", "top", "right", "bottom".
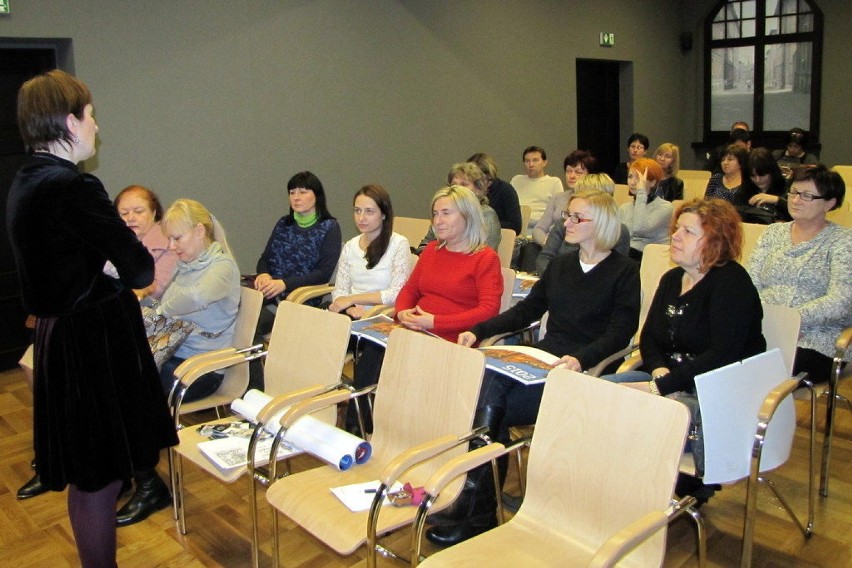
{"left": 787, "top": 189, "right": 826, "bottom": 202}
{"left": 561, "top": 211, "right": 592, "bottom": 224}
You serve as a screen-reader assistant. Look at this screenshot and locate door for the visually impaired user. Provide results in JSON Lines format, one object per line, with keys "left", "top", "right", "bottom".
{"left": 576, "top": 59, "right": 622, "bottom": 176}
{"left": 0, "top": 48, "right": 57, "bottom": 370}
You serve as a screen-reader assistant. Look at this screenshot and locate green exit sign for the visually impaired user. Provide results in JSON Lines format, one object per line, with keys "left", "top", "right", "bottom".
{"left": 600, "top": 32, "right": 615, "bottom": 47}
{"left": 0, "top": 1, "right": 9, "bottom": 14}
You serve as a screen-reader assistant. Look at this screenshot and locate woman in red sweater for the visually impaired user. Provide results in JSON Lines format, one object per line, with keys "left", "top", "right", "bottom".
{"left": 347, "top": 185, "right": 502, "bottom": 432}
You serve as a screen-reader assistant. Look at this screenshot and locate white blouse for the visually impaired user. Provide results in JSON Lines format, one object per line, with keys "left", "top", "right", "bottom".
{"left": 331, "top": 232, "right": 412, "bottom": 307}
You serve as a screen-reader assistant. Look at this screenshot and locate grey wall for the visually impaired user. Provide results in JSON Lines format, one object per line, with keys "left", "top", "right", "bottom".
{"left": 1, "top": 1, "right": 848, "bottom": 271}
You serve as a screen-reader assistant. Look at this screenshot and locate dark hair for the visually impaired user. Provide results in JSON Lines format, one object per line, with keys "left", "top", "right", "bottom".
{"left": 729, "top": 128, "right": 751, "bottom": 144}
{"left": 672, "top": 198, "right": 743, "bottom": 270}
{"left": 563, "top": 149, "right": 598, "bottom": 173}
{"left": 114, "top": 185, "right": 164, "bottom": 222}
{"left": 730, "top": 121, "right": 750, "bottom": 133}
{"left": 522, "top": 145, "right": 547, "bottom": 161}
{"left": 354, "top": 184, "right": 394, "bottom": 269}
{"left": 792, "top": 164, "right": 845, "bottom": 211}
{"left": 785, "top": 127, "right": 808, "bottom": 148}
{"left": 286, "top": 171, "right": 334, "bottom": 222}
{"left": 746, "top": 148, "right": 786, "bottom": 197}
{"left": 626, "top": 133, "right": 649, "bottom": 151}
{"left": 17, "top": 69, "right": 93, "bottom": 152}
{"left": 721, "top": 143, "right": 749, "bottom": 172}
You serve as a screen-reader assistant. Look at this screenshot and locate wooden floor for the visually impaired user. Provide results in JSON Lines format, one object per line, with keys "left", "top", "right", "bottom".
{"left": 2, "top": 365, "right": 852, "bottom": 567}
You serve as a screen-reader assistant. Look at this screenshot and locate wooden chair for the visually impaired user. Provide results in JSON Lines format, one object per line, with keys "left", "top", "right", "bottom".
{"left": 168, "top": 301, "right": 352, "bottom": 558}
{"left": 689, "top": 349, "right": 815, "bottom": 566}
{"left": 411, "top": 369, "right": 691, "bottom": 567}
{"left": 168, "top": 286, "right": 265, "bottom": 419}
{"left": 519, "top": 204, "right": 531, "bottom": 237}
{"left": 679, "top": 169, "right": 712, "bottom": 183}
{"left": 496, "top": 228, "right": 515, "bottom": 268}
{"left": 264, "top": 328, "right": 486, "bottom": 567}
{"left": 683, "top": 178, "right": 708, "bottom": 202}
{"left": 740, "top": 222, "right": 768, "bottom": 266}
{"left": 499, "top": 267, "right": 515, "bottom": 313}
{"left": 826, "top": 203, "right": 851, "bottom": 228}
{"left": 613, "top": 183, "right": 631, "bottom": 206}
{"left": 395, "top": 216, "right": 432, "bottom": 249}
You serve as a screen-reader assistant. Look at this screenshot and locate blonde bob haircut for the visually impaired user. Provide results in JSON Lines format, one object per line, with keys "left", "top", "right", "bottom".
{"left": 566, "top": 188, "right": 621, "bottom": 252}
{"left": 575, "top": 172, "right": 616, "bottom": 195}
{"left": 162, "top": 198, "right": 233, "bottom": 256}
{"left": 654, "top": 143, "right": 680, "bottom": 176}
{"left": 447, "top": 162, "right": 488, "bottom": 195}
{"left": 430, "top": 185, "right": 488, "bottom": 254}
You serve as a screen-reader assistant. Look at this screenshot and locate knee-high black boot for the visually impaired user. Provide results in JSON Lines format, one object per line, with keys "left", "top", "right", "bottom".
{"left": 115, "top": 468, "right": 171, "bottom": 527}
{"left": 426, "top": 405, "right": 506, "bottom": 547}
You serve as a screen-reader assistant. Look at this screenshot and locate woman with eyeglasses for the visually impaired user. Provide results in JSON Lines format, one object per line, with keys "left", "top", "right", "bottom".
{"left": 426, "top": 188, "right": 639, "bottom": 547}
{"left": 748, "top": 165, "right": 851, "bottom": 379}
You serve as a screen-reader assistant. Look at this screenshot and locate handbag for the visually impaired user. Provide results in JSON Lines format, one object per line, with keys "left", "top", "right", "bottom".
{"left": 141, "top": 305, "right": 196, "bottom": 370}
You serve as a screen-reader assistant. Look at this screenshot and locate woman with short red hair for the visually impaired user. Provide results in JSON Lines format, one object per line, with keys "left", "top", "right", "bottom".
{"left": 619, "top": 157, "right": 674, "bottom": 261}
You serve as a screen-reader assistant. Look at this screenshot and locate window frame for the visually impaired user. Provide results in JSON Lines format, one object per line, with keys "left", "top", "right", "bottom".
{"left": 702, "top": 0, "right": 823, "bottom": 147}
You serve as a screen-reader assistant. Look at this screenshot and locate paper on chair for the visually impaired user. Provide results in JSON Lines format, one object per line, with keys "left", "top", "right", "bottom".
{"left": 330, "top": 480, "right": 405, "bottom": 512}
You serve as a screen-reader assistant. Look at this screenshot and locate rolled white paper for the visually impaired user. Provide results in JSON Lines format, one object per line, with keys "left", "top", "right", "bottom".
{"left": 230, "top": 389, "right": 371, "bottom": 471}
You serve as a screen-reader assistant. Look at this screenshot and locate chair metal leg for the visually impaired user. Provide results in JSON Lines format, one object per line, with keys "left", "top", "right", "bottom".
{"left": 820, "top": 357, "right": 845, "bottom": 497}
{"left": 168, "top": 447, "right": 179, "bottom": 522}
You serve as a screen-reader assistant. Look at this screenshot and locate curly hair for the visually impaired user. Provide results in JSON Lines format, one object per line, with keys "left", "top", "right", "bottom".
{"left": 671, "top": 198, "right": 743, "bottom": 270}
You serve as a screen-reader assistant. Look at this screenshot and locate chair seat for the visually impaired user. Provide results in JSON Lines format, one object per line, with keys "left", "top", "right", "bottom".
{"left": 420, "top": 516, "right": 596, "bottom": 567}
{"left": 267, "top": 452, "right": 463, "bottom": 555}
{"left": 175, "top": 416, "right": 261, "bottom": 484}
{"left": 678, "top": 452, "right": 698, "bottom": 478}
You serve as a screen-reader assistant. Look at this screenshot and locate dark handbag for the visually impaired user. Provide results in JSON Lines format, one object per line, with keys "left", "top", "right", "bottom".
{"left": 141, "top": 305, "right": 196, "bottom": 370}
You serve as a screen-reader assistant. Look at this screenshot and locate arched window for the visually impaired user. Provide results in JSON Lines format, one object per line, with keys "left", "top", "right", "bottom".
{"left": 704, "top": 0, "right": 823, "bottom": 144}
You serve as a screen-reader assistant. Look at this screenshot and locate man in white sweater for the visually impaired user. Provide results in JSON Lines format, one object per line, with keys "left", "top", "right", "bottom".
{"left": 510, "top": 145, "right": 564, "bottom": 234}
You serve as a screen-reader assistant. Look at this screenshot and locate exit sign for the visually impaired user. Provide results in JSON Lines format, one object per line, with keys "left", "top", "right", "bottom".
{"left": 0, "top": 1, "right": 9, "bottom": 15}
{"left": 600, "top": 32, "right": 615, "bottom": 47}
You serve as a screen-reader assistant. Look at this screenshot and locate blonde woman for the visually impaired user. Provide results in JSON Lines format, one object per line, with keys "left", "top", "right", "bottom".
{"left": 654, "top": 142, "right": 684, "bottom": 201}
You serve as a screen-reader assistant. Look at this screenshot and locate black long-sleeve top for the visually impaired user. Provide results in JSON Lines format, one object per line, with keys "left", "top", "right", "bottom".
{"left": 487, "top": 177, "right": 523, "bottom": 234}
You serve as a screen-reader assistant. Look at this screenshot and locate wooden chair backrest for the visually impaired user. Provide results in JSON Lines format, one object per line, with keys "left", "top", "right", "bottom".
{"left": 740, "top": 222, "right": 768, "bottom": 265}
{"left": 827, "top": 204, "right": 851, "bottom": 228}
{"left": 695, "top": 349, "right": 795, "bottom": 484}
{"left": 370, "top": 329, "right": 485, "bottom": 464}
{"left": 518, "top": 369, "right": 689, "bottom": 566}
{"left": 263, "top": 301, "right": 351, "bottom": 423}
{"left": 613, "top": 184, "right": 631, "bottom": 206}
{"left": 180, "top": 286, "right": 264, "bottom": 414}
{"left": 497, "top": 228, "right": 515, "bottom": 268}
{"left": 520, "top": 205, "right": 531, "bottom": 236}
{"left": 638, "top": 243, "right": 675, "bottom": 332}
{"left": 679, "top": 169, "right": 712, "bottom": 183}
{"left": 683, "top": 178, "right": 708, "bottom": 202}
{"left": 500, "top": 267, "right": 516, "bottom": 313}
{"left": 394, "top": 216, "right": 432, "bottom": 249}
{"left": 761, "top": 303, "right": 801, "bottom": 375}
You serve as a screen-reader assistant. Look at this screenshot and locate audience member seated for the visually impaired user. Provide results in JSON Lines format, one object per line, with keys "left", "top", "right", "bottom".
{"left": 467, "top": 152, "right": 522, "bottom": 234}
{"left": 510, "top": 145, "right": 563, "bottom": 233}
{"left": 254, "top": 171, "right": 342, "bottom": 310}
{"left": 427, "top": 188, "right": 640, "bottom": 547}
{"left": 108, "top": 185, "right": 178, "bottom": 302}
{"left": 746, "top": 147, "right": 792, "bottom": 223}
{"left": 535, "top": 174, "right": 630, "bottom": 275}
{"left": 619, "top": 158, "right": 674, "bottom": 261}
{"left": 611, "top": 132, "right": 649, "bottom": 184}
{"left": 418, "top": 162, "right": 501, "bottom": 251}
{"left": 531, "top": 149, "right": 596, "bottom": 245}
{"left": 348, "top": 185, "right": 502, "bottom": 432}
{"left": 748, "top": 165, "right": 851, "bottom": 379}
{"left": 704, "top": 143, "right": 753, "bottom": 210}
{"left": 329, "top": 184, "right": 412, "bottom": 319}
{"left": 773, "top": 127, "right": 818, "bottom": 177}
{"left": 602, "top": 198, "right": 766, "bottom": 506}
{"left": 653, "top": 143, "right": 684, "bottom": 201}
{"left": 705, "top": 121, "right": 750, "bottom": 172}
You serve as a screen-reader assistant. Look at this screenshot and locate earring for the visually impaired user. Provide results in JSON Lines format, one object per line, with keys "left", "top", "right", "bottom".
{"left": 72, "top": 135, "right": 80, "bottom": 144}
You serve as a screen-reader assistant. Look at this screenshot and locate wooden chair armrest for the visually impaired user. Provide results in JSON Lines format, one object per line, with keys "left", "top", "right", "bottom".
{"left": 616, "top": 352, "right": 643, "bottom": 373}
{"left": 587, "top": 342, "right": 639, "bottom": 377}
{"left": 363, "top": 304, "right": 394, "bottom": 318}
{"left": 173, "top": 347, "right": 238, "bottom": 379}
{"left": 255, "top": 383, "right": 337, "bottom": 423}
{"left": 588, "top": 510, "right": 669, "bottom": 567}
{"left": 836, "top": 327, "right": 852, "bottom": 354}
{"left": 277, "top": 389, "right": 352, "bottom": 429}
{"left": 379, "top": 434, "right": 468, "bottom": 486}
{"left": 421, "top": 443, "right": 509, "bottom": 497}
{"left": 757, "top": 373, "right": 806, "bottom": 423}
{"left": 286, "top": 283, "right": 333, "bottom": 305}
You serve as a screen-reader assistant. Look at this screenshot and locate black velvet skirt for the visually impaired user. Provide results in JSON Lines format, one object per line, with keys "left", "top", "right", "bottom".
{"left": 32, "top": 289, "right": 178, "bottom": 492}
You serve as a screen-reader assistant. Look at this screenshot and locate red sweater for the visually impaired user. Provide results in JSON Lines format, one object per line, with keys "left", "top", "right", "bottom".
{"left": 395, "top": 241, "right": 502, "bottom": 342}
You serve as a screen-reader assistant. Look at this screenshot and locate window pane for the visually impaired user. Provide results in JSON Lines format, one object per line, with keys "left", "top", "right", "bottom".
{"left": 710, "top": 46, "right": 755, "bottom": 131}
{"left": 781, "top": 15, "right": 797, "bottom": 33}
{"left": 766, "top": 16, "right": 781, "bottom": 35}
{"left": 800, "top": 13, "right": 813, "bottom": 32}
{"left": 727, "top": 21, "right": 741, "bottom": 39}
{"left": 713, "top": 22, "right": 726, "bottom": 40}
{"left": 742, "top": 0, "right": 756, "bottom": 18}
{"left": 763, "top": 42, "right": 812, "bottom": 130}
{"left": 781, "top": 0, "right": 797, "bottom": 15}
{"left": 798, "top": 0, "right": 812, "bottom": 14}
{"left": 766, "top": 0, "right": 780, "bottom": 16}
{"left": 742, "top": 19, "right": 756, "bottom": 37}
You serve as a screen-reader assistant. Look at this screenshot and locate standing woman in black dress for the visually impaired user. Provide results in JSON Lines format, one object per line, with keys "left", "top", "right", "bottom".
{"left": 7, "top": 70, "right": 177, "bottom": 567}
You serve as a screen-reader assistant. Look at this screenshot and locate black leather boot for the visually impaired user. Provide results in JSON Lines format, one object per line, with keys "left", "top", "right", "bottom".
{"left": 116, "top": 469, "right": 171, "bottom": 527}
{"left": 17, "top": 472, "right": 49, "bottom": 500}
{"left": 426, "top": 405, "right": 506, "bottom": 546}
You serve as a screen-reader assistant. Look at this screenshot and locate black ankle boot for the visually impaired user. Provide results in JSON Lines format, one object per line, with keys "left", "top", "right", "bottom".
{"left": 426, "top": 405, "right": 505, "bottom": 546}
{"left": 17, "top": 472, "right": 49, "bottom": 500}
{"left": 116, "top": 470, "right": 171, "bottom": 527}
